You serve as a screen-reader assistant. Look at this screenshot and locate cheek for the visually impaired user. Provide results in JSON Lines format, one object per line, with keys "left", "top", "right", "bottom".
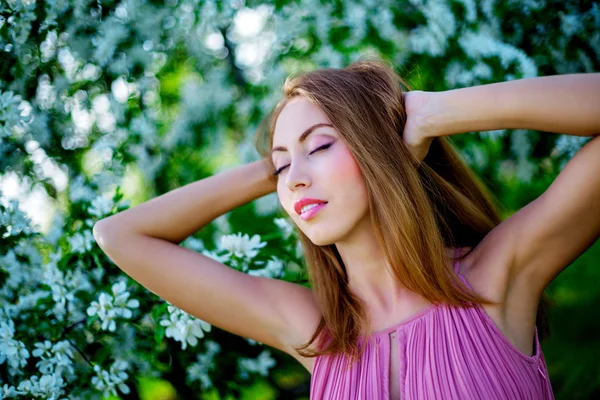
{"left": 327, "top": 149, "right": 365, "bottom": 187}
{"left": 276, "top": 147, "right": 367, "bottom": 215}
{"left": 328, "top": 150, "right": 370, "bottom": 215}
{"left": 276, "top": 183, "right": 295, "bottom": 218}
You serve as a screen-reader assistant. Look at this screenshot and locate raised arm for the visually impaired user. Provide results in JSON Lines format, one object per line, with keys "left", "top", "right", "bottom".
{"left": 93, "top": 159, "right": 320, "bottom": 360}
{"left": 400, "top": 74, "right": 600, "bottom": 358}
{"left": 415, "top": 73, "right": 600, "bottom": 303}
{"left": 430, "top": 73, "right": 600, "bottom": 137}
{"left": 96, "top": 159, "right": 276, "bottom": 244}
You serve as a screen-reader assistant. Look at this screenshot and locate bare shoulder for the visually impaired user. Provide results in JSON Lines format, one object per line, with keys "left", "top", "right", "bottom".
{"left": 277, "top": 282, "right": 322, "bottom": 374}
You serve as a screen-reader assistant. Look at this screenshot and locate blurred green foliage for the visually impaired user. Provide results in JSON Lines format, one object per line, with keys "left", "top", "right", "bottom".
{"left": 1, "top": 0, "right": 598, "bottom": 398}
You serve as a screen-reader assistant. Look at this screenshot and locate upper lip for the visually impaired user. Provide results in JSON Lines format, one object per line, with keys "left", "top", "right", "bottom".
{"left": 294, "top": 198, "right": 328, "bottom": 215}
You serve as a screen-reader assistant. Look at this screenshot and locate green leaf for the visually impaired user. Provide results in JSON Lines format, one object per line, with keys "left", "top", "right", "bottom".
{"left": 154, "top": 324, "right": 166, "bottom": 344}
{"left": 92, "top": 252, "right": 103, "bottom": 270}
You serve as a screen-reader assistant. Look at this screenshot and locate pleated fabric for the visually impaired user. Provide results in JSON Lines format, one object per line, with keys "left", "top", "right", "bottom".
{"left": 310, "top": 248, "right": 554, "bottom": 399}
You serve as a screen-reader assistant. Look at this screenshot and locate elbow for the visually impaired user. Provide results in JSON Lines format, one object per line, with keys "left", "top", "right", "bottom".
{"left": 93, "top": 217, "right": 139, "bottom": 250}
{"left": 93, "top": 219, "right": 117, "bottom": 249}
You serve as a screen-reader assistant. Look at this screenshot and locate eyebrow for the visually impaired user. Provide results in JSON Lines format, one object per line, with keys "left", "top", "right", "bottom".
{"left": 271, "top": 123, "right": 334, "bottom": 155}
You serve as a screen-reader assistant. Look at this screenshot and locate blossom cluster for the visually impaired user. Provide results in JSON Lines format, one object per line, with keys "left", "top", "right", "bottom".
{"left": 238, "top": 350, "right": 277, "bottom": 380}
{"left": 159, "top": 305, "right": 212, "bottom": 350}
{"left": 0, "top": 314, "right": 76, "bottom": 399}
{"left": 91, "top": 359, "right": 130, "bottom": 398}
{"left": 0, "top": 318, "right": 29, "bottom": 375}
{"left": 186, "top": 340, "right": 222, "bottom": 390}
{"left": 87, "top": 281, "right": 140, "bottom": 332}
{"left": 0, "top": 0, "right": 597, "bottom": 397}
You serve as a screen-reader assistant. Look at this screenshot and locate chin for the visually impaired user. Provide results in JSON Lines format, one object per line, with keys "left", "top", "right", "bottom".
{"left": 308, "top": 236, "right": 336, "bottom": 247}
{"left": 303, "top": 226, "right": 348, "bottom": 247}
{"left": 293, "top": 225, "right": 330, "bottom": 246}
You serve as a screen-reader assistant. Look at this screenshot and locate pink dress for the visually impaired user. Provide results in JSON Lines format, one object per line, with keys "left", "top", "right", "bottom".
{"left": 310, "top": 248, "right": 554, "bottom": 399}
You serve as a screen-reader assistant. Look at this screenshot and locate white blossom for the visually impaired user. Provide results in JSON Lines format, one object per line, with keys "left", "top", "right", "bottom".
{"left": 273, "top": 217, "right": 294, "bottom": 240}
{"left": 201, "top": 249, "right": 231, "bottom": 264}
{"left": 186, "top": 340, "right": 221, "bottom": 389}
{"left": 16, "top": 378, "right": 37, "bottom": 397}
{"left": 111, "top": 281, "right": 140, "bottom": 318}
{"left": 35, "top": 74, "right": 57, "bottom": 110}
{"left": 41, "top": 251, "right": 91, "bottom": 319}
{"left": 455, "top": 0, "right": 477, "bottom": 23}
{"left": 0, "top": 0, "right": 596, "bottom": 396}
{"left": 181, "top": 236, "right": 206, "bottom": 252}
{"left": 218, "top": 232, "right": 267, "bottom": 260}
{"left": 87, "top": 281, "right": 139, "bottom": 332}
{"left": 0, "top": 249, "right": 29, "bottom": 290}
{"left": 159, "top": 305, "right": 212, "bottom": 350}
{"left": 32, "top": 340, "right": 52, "bottom": 358}
{"left": 408, "top": 0, "right": 456, "bottom": 56}
{"left": 0, "top": 90, "right": 28, "bottom": 138}
{"left": 553, "top": 135, "right": 591, "bottom": 168}
{"left": 238, "top": 350, "right": 277, "bottom": 379}
{"left": 88, "top": 195, "right": 114, "bottom": 218}
{"left": 458, "top": 29, "right": 537, "bottom": 79}
{"left": 312, "top": 43, "right": 344, "bottom": 69}
{"left": 91, "top": 359, "right": 130, "bottom": 398}
{"left": 0, "top": 319, "right": 30, "bottom": 375}
{"left": 1, "top": 384, "right": 21, "bottom": 398}
{"left": 445, "top": 61, "right": 493, "bottom": 88}
{"left": 0, "top": 315, "right": 15, "bottom": 340}
{"left": 249, "top": 256, "right": 285, "bottom": 279}
{"left": 0, "top": 199, "right": 35, "bottom": 236}
{"left": 87, "top": 293, "right": 116, "bottom": 331}
{"left": 69, "top": 174, "right": 97, "bottom": 203}
{"left": 8, "top": 290, "right": 49, "bottom": 315}
{"left": 32, "top": 340, "right": 75, "bottom": 377}
{"left": 17, "top": 373, "right": 67, "bottom": 400}
{"left": 68, "top": 229, "right": 95, "bottom": 254}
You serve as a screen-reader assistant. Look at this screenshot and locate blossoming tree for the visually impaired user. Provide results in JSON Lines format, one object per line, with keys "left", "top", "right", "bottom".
{"left": 1, "top": 0, "right": 598, "bottom": 399}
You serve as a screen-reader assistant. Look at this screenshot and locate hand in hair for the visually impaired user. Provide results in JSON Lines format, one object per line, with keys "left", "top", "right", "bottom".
{"left": 402, "top": 90, "right": 436, "bottom": 163}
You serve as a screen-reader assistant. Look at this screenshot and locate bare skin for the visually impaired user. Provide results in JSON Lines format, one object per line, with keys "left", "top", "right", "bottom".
{"left": 270, "top": 96, "right": 541, "bottom": 375}
{"left": 94, "top": 74, "right": 600, "bottom": 391}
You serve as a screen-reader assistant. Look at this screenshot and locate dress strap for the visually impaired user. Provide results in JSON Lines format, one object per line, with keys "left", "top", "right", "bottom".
{"left": 453, "top": 247, "right": 461, "bottom": 274}
{"left": 453, "top": 246, "right": 475, "bottom": 290}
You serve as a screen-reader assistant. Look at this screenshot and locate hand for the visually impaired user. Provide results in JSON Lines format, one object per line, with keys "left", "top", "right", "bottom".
{"left": 402, "top": 90, "right": 437, "bottom": 163}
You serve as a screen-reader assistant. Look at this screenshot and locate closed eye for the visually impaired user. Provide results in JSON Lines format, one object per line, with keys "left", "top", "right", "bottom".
{"left": 273, "top": 143, "right": 332, "bottom": 176}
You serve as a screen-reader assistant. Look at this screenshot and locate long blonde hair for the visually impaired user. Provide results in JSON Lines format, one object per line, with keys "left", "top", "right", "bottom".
{"left": 254, "top": 58, "right": 550, "bottom": 365}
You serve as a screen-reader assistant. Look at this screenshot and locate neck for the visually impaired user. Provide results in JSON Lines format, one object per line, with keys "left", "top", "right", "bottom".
{"left": 335, "top": 217, "right": 410, "bottom": 314}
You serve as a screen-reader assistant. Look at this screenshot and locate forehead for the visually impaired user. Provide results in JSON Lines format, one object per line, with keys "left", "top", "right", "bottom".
{"left": 273, "top": 97, "right": 331, "bottom": 142}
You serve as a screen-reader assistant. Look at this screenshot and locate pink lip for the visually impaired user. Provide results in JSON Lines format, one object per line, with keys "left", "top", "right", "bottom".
{"left": 294, "top": 197, "right": 328, "bottom": 215}
{"left": 299, "top": 203, "right": 327, "bottom": 221}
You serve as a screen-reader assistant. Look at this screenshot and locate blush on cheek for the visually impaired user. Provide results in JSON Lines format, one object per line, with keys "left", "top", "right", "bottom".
{"left": 329, "top": 149, "right": 365, "bottom": 182}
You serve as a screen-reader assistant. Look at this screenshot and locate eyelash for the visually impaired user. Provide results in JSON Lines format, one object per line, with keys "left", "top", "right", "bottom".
{"left": 273, "top": 143, "right": 332, "bottom": 176}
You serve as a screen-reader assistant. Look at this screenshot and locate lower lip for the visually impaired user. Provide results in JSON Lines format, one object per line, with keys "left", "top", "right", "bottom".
{"left": 299, "top": 203, "right": 327, "bottom": 221}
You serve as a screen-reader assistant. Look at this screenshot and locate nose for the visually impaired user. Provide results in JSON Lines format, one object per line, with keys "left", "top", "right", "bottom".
{"left": 285, "top": 160, "right": 311, "bottom": 191}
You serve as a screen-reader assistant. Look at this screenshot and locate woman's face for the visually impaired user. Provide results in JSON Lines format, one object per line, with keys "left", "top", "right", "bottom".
{"left": 271, "top": 96, "right": 370, "bottom": 245}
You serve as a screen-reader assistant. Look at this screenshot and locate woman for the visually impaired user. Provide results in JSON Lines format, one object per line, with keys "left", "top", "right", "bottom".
{"left": 93, "top": 60, "right": 600, "bottom": 399}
